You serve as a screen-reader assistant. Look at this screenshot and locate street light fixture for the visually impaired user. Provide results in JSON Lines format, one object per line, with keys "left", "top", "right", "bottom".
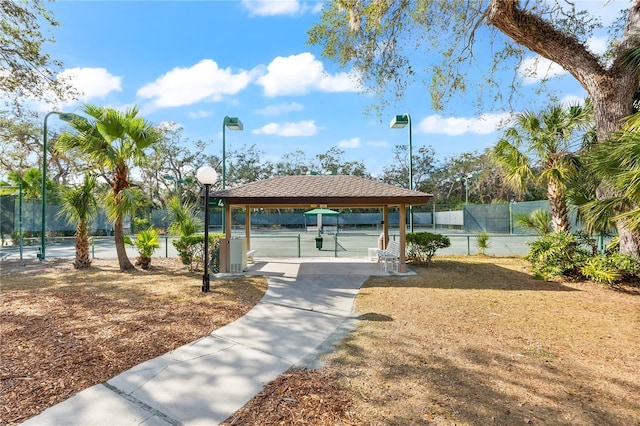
{"left": 222, "top": 116, "right": 243, "bottom": 233}
{"left": 39, "top": 111, "right": 81, "bottom": 262}
{"left": 196, "top": 166, "right": 218, "bottom": 293}
{"left": 390, "top": 113, "right": 414, "bottom": 232}
{"left": 456, "top": 173, "right": 479, "bottom": 205}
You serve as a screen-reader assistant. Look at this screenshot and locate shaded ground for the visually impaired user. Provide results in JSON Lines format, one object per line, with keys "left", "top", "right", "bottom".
{"left": 224, "top": 256, "right": 640, "bottom": 426}
{"left": 0, "top": 257, "right": 267, "bottom": 425}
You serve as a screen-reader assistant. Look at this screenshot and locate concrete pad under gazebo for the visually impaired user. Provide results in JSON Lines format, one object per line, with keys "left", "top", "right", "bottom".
{"left": 207, "top": 174, "right": 433, "bottom": 273}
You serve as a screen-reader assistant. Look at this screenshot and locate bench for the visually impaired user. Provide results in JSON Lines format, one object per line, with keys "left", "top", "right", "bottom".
{"left": 246, "top": 249, "right": 256, "bottom": 263}
{"left": 376, "top": 240, "right": 400, "bottom": 272}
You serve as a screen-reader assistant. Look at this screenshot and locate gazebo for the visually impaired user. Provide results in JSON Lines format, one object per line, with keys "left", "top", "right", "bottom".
{"left": 207, "top": 174, "right": 432, "bottom": 273}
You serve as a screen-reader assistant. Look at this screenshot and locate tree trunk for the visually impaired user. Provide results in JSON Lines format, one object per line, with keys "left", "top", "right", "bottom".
{"left": 114, "top": 217, "right": 134, "bottom": 271}
{"left": 547, "top": 180, "right": 569, "bottom": 233}
{"left": 488, "top": 0, "right": 640, "bottom": 257}
{"left": 74, "top": 220, "right": 92, "bottom": 269}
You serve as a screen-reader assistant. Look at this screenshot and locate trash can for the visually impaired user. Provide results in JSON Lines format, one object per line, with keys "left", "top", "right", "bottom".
{"left": 315, "top": 236, "right": 323, "bottom": 250}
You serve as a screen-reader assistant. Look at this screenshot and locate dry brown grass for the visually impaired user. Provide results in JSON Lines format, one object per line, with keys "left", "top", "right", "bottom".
{"left": 226, "top": 255, "right": 640, "bottom": 426}
{"left": 0, "top": 257, "right": 267, "bottom": 426}
{"left": 3, "top": 255, "right": 639, "bottom": 426}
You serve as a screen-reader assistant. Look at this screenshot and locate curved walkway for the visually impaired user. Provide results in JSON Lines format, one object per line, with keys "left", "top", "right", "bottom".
{"left": 22, "top": 257, "right": 405, "bottom": 426}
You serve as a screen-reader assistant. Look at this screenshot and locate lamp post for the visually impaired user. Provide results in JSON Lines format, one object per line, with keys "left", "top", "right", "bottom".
{"left": 197, "top": 166, "right": 218, "bottom": 292}
{"left": 39, "top": 111, "right": 81, "bottom": 262}
{"left": 390, "top": 113, "right": 413, "bottom": 232}
{"left": 456, "top": 173, "right": 479, "bottom": 204}
{"left": 221, "top": 116, "right": 243, "bottom": 233}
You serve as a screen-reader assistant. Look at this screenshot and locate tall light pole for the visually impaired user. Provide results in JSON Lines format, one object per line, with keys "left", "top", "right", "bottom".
{"left": 221, "top": 116, "right": 243, "bottom": 233}
{"left": 390, "top": 113, "right": 413, "bottom": 232}
{"left": 197, "top": 166, "right": 218, "bottom": 293}
{"left": 39, "top": 111, "right": 80, "bottom": 262}
{"left": 456, "top": 173, "right": 479, "bottom": 204}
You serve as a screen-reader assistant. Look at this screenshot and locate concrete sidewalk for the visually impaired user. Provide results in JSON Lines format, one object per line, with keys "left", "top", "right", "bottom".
{"left": 22, "top": 257, "right": 406, "bottom": 426}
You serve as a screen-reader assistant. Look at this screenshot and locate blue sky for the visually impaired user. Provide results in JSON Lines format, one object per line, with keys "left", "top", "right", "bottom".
{"left": 38, "top": 0, "right": 628, "bottom": 176}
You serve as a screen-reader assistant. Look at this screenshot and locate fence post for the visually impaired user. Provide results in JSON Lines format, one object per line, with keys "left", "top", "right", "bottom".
{"left": 509, "top": 201, "right": 513, "bottom": 234}
{"left": 165, "top": 236, "right": 169, "bottom": 258}
{"left": 467, "top": 235, "right": 471, "bottom": 255}
{"left": 598, "top": 234, "right": 604, "bottom": 254}
{"left": 433, "top": 202, "right": 436, "bottom": 230}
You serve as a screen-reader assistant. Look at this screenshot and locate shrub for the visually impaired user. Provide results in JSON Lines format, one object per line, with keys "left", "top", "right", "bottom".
{"left": 525, "top": 231, "right": 588, "bottom": 280}
{"left": 525, "top": 231, "right": 638, "bottom": 285}
{"left": 406, "top": 232, "right": 450, "bottom": 266}
{"left": 475, "top": 231, "right": 491, "bottom": 255}
{"left": 172, "top": 233, "right": 223, "bottom": 271}
{"left": 580, "top": 252, "right": 638, "bottom": 285}
{"left": 133, "top": 228, "right": 160, "bottom": 270}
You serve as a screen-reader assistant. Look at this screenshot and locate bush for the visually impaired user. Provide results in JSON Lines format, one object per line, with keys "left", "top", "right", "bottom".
{"left": 475, "top": 231, "right": 490, "bottom": 255}
{"left": 580, "top": 252, "right": 638, "bottom": 285}
{"left": 173, "top": 233, "right": 223, "bottom": 271}
{"left": 133, "top": 228, "right": 160, "bottom": 270}
{"left": 525, "top": 231, "right": 588, "bottom": 280}
{"left": 406, "top": 232, "right": 450, "bottom": 266}
{"left": 525, "top": 231, "right": 638, "bottom": 285}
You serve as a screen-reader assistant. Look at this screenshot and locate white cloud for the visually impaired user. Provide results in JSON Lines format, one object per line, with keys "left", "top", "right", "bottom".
{"left": 60, "top": 67, "right": 122, "bottom": 102}
{"left": 252, "top": 120, "right": 321, "bottom": 136}
{"left": 188, "top": 110, "right": 214, "bottom": 119}
{"left": 137, "top": 59, "right": 252, "bottom": 108}
{"left": 587, "top": 36, "right": 608, "bottom": 55}
{"left": 255, "top": 102, "right": 304, "bottom": 116}
{"left": 338, "top": 137, "right": 360, "bottom": 148}
{"left": 518, "top": 55, "right": 568, "bottom": 85}
{"left": 416, "top": 113, "right": 513, "bottom": 136}
{"left": 560, "top": 93, "right": 587, "bottom": 106}
{"left": 242, "top": 0, "right": 303, "bottom": 16}
{"left": 256, "top": 52, "right": 360, "bottom": 97}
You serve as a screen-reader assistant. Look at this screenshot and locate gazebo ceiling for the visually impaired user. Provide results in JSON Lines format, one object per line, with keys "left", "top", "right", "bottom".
{"left": 207, "top": 175, "right": 432, "bottom": 208}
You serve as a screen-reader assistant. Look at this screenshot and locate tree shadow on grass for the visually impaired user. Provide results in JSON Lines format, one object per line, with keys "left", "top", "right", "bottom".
{"left": 332, "top": 329, "right": 639, "bottom": 425}
{"left": 366, "top": 259, "right": 580, "bottom": 292}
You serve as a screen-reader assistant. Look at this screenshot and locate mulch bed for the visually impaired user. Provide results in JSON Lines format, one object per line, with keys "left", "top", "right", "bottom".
{"left": 0, "top": 257, "right": 267, "bottom": 425}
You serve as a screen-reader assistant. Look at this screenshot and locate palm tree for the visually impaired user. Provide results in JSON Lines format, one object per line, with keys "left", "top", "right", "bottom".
{"left": 581, "top": 112, "right": 640, "bottom": 235}
{"left": 166, "top": 196, "right": 201, "bottom": 237}
{"left": 492, "top": 101, "right": 593, "bottom": 232}
{"left": 56, "top": 105, "right": 161, "bottom": 271}
{"left": 57, "top": 173, "right": 97, "bottom": 269}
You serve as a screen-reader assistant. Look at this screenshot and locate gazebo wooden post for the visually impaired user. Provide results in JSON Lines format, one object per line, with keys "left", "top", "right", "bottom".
{"left": 245, "top": 205, "right": 251, "bottom": 251}
{"left": 220, "top": 203, "right": 232, "bottom": 273}
{"left": 398, "top": 204, "right": 407, "bottom": 273}
{"left": 383, "top": 206, "right": 389, "bottom": 248}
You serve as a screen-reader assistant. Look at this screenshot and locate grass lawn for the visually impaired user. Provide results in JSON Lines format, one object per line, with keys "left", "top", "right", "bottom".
{"left": 226, "top": 256, "right": 640, "bottom": 425}
{"left": 2, "top": 255, "right": 638, "bottom": 425}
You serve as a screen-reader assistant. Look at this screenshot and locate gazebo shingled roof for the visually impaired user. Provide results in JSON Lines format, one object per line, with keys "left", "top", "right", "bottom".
{"left": 207, "top": 175, "right": 432, "bottom": 208}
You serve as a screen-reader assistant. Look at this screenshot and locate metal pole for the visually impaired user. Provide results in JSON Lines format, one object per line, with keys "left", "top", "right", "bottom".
{"left": 202, "top": 183, "right": 211, "bottom": 292}
{"left": 40, "top": 111, "right": 56, "bottom": 261}
{"left": 19, "top": 182, "right": 23, "bottom": 259}
{"left": 407, "top": 113, "right": 414, "bottom": 233}
{"left": 465, "top": 177, "right": 469, "bottom": 205}
{"left": 222, "top": 118, "right": 227, "bottom": 235}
